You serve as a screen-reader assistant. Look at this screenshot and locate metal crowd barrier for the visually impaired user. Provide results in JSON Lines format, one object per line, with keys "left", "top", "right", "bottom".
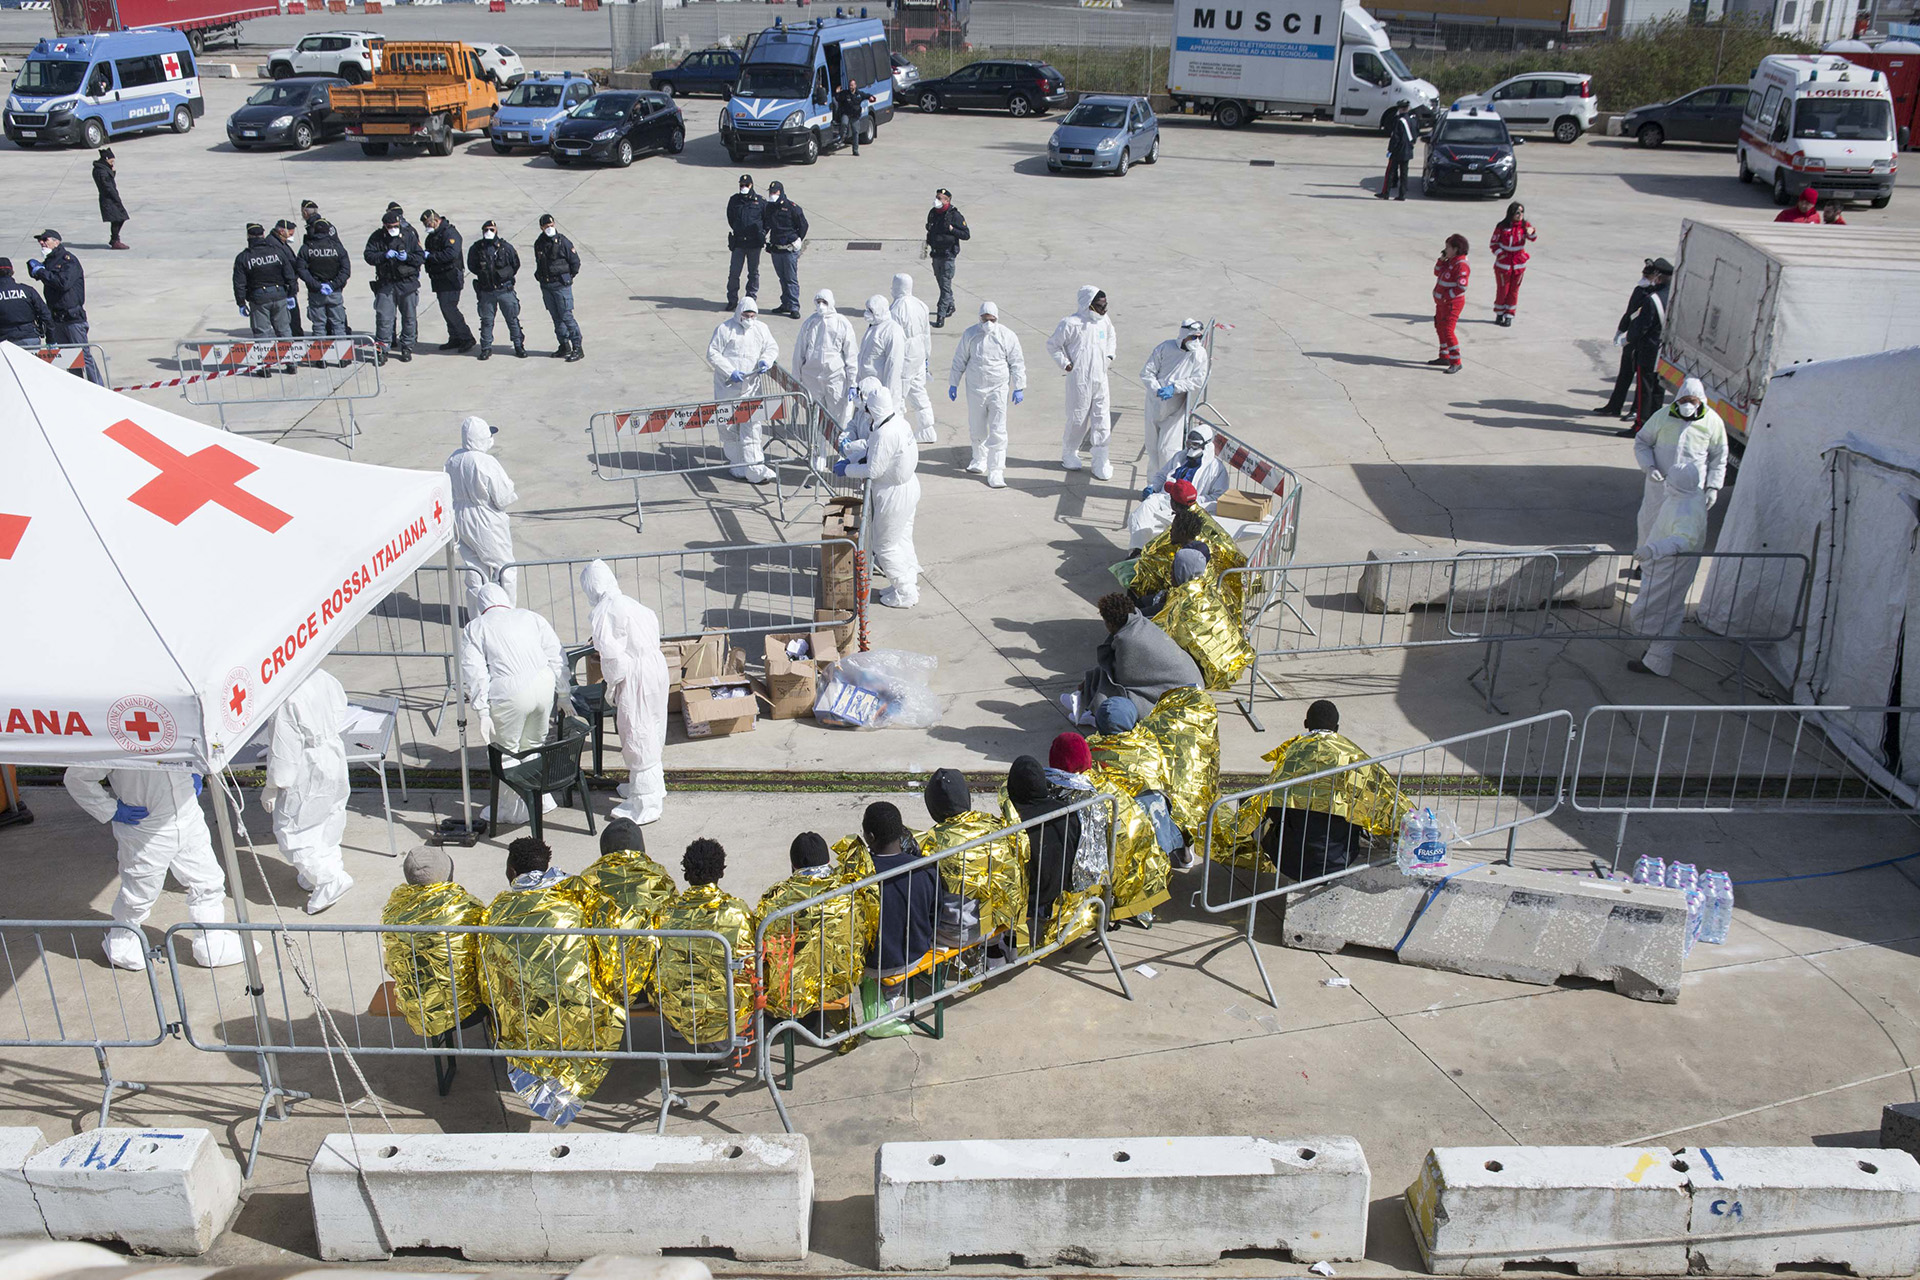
{"left": 585, "top": 387, "right": 816, "bottom": 533}
{"left": 1572, "top": 704, "right": 1920, "bottom": 868}
{"left": 174, "top": 334, "right": 382, "bottom": 452}
{"left": 757, "top": 791, "right": 1134, "bottom": 1132}
{"left": 327, "top": 561, "right": 462, "bottom": 731}
{"left": 1197, "top": 711, "right": 1577, "bottom": 1005}
{"left": 29, "top": 341, "right": 110, "bottom": 387}
{"left": 762, "top": 361, "right": 870, "bottom": 521}
{"left": 1191, "top": 406, "right": 1303, "bottom": 576}
{"left": 0, "top": 921, "right": 170, "bottom": 1127}
{"left": 499, "top": 538, "right": 860, "bottom": 650}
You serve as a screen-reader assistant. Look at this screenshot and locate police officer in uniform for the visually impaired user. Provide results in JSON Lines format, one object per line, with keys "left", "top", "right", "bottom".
{"left": 467, "top": 219, "right": 526, "bottom": 361}
{"left": 268, "top": 218, "right": 306, "bottom": 337}
{"left": 28, "top": 230, "right": 101, "bottom": 384}
{"left": 297, "top": 217, "right": 352, "bottom": 341}
{"left": 422, "top": 208, "right": 476, "bottom": 353}
{"left": 233, "top": 222, "right": 298, "bottom": 356}
{"left": 364, "top": 207, "right": 423, "bottom": 362}
{"left": 1378, "top": 103, "right": 1417, "bottom": 201}
{"left": 761, "top": 180, "right": 808, "bottom": 319}
{"left": 532, "top": 212, "right": 583, "bottom": 362}
{"left": 0, "top": 259, "right": 53, "bottom": 348}
{"left": 1622, "top": 257, "right": 1672, "bottom": 435}
{"left": 925, "top": 188, "right": 969, "bottom": 327}
{"left": 724, "top": 174, "right": 764, "bottom": 311}
{"left": 300, "top": 199, "right": 322, "bottom": 232}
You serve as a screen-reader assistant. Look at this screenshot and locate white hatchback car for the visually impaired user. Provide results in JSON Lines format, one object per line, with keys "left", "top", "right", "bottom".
{"left": 266, "top": 31, "right": 385, "bottom": 85}
{"left": 1455, "top": 72, "right": 1598, "bottom": 143}
{"left": 472, "top": 44, "right": 527, "bottom": 89}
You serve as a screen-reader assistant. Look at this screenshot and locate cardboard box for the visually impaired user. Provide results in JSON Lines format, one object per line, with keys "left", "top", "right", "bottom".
{"left": 816, "top": 608, "right": 855, "bottom": 653}
{"left": 820, "top": 498, "right": 863, "bottom": 612}
{"left": 680, "top": 630, "right": 730, "bottom": 682}
{"left": 682, "top": 675, "right": 757, "bottom": 739}
{"left": 761, "top": 631, "right": 842, "bottom": 720}
{"left": 1215, "top": 489, "right": 1274, "bottom": 523}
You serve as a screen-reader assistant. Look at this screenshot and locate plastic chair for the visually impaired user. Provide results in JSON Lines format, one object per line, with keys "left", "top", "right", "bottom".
{"left": 486, "top": 716, "right": 596, "bottom": 844}
{"left": 564, "top": 646, "right": 611, "bottom": 776}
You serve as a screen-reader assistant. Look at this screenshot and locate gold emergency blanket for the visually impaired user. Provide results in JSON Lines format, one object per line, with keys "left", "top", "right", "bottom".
{"left": 1132, "top": 509, "right": 1249, "bottom": 616}
{"left": 480, "top": 875, "right": 628, "bottom": 1104}
{"left": 919, "top": 810, "right": 1029, "bottom": 948}
{"left": 832, "top": 834, "right": 875, "bottom": 882}
{"left": 1153, "top": 575, "right": 1255, "bottom": 691}
{"left": 380, "top": 881, "right": 486, "bottom": 1039}
{"left": 757, "top": 868, "right": 866, "bottom": 1019}
{"left": 574, "top": 848, "right": 678, "bottom": 998}
{"left": 1089, "top": 724, "right": 1174, "bottom": 798}
{"left": 654, "top": 883, "right": 758, "bottom": 1047}
{"left": 1229, "top": 731, "right": 1412, "bottom": 861}
{"left": 997, "top": 788, "right": 1100, "bottom": 948}
{"left": 1085, "top": 763, "right": 1171, "bottom": 920}
{"left": 1143, "top": 686, "right": 1222, "bottom": 852}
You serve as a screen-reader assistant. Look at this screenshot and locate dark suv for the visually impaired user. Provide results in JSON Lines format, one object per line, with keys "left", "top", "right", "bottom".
{"left": 910, "top": 59, "right": 1068, "bottom": 117}
{"left": 650, "top": 48, "right": 742, "bottom": 99}
{"left": 1421, "top": 108, "right": 1520, "bottom": 198}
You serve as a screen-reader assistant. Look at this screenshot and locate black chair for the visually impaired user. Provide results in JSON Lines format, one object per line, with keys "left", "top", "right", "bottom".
{"left": 565, "top": 646, "right": 612, "bottom": 775}
{"left": 486, "top": 715, "right": 596, "bottom": 844}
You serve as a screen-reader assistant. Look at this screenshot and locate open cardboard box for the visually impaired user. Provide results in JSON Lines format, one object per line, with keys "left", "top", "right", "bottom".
{"left": 760, "top": 630, "right": 842, "bottom": 720}
{"left": 682, "top": 673, "right": 757, "bottom": 738}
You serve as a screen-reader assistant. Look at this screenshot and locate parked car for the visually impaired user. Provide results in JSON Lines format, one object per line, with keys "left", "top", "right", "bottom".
{"left": 472, "top": 44, "right": 526, "bottom": 89}
{"left": 1454, "top": 71, "right": 1596, "bottom": 142}
{"left": 911, "top": 58, "right": 1068, "bottom": 117}
{"left": 333, "top": 41, "right": 498, "bottom": 157}
{"left": 1619, "top": 84, "right": 1750, "bottom": 147}
{"left": 1422, "top": 107, "right": 1521, "bottom": 197}
{"left": 1047, "top": 93, "right": 1158, "bottom": 174}
{"left": 490, "top": 70, "right": 595, "bottom": 152}
{"left": 227, "top": 74, "right": 347, "bottom": 150}
{"left": 891, "top": 51, "right": 920, "bottom": 97}
{"left": 266, "top": 31, "right": 383, "bottom": 85}
{"left": 550, "top": 89, "right": 684, "bottom": 166}
{"left": 650, "top": 47, "right": 742, "bottom": 98}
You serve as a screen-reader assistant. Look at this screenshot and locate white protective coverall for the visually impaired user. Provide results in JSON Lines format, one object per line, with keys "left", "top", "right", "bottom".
{"left": 890, "top": 273, "right": 938, "bottom": 444}
{"left": 1139, "top": 320, "right": 1210, "bottom": 470}
{"left": 706, "top": 298, "right": 781, "bottom": 484}
{"left": 794, "top": 288, "right": 859, "bottom": 437}
{"left": 581, "top": 560, "right": 670, "bottom": 825}
{"left": 63, "top": 768, "right": 247, "bottom": 970}
{"left": 838, "top": 375, "right": 884, "bottom": 464}
{"left": 1046, "top": 285, "right": 1118, "bottom": 477}
{"left": 857, "top": 294, "right": 907, "bottom": 416}
{"left": 445, "top": 415, "right": 519, "bottom": 618}
{"left": 262, "top": 668, "right": 353, "bottom": 914}
{"left": 460, "top": 583, "right": 568, "bottom": 826}
{"left": 948, "top": 300, "right": 1027, "bottom": 487}
{"left": 845, "top": 385, "right": 921, "bottom": 608}
{"left": 1630, "top": 376, "right": 1729, "bottom": 676}
{"left": 1126, "top": 429, "right": 1231, "bottom": 549}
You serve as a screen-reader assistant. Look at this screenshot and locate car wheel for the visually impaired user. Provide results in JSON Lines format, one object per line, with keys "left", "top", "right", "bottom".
{"left": 1008, "top": 92, "right": 1034, "bottom": 118}
{"left": 1637, "top": 122, "right": 1664, "bottom": 148}
{"left": 1047, "top": 160, "right": 1061, "bottom": 172}
{"left": 1114, "top": 147, "right": 1129, "bottom": 176}
{"left": 1215, "top": 99, "right": 1246, "bottom": 130}
{"left": 553, "top": 153, "right": 570, "bottom": 166}
{"left": 918, "top": 91, "right": 940, "bottom": 113}
{"left": 340, "top": 63, "right": 364, "bottom": 85}
{"left": 726, "top": 145, "right": 744, "bottom": 163}
{"left": 1145, "top": 135, "right": 1159, "bottom": 163}
{"left": 82, "top": 118, "right": 106, "bottom": 149}
{"left": 292, "top": 120, "right": 312, "bottom": 150}
{"left": 270, "top": 61, "right": 293, "bottom": 80}
{"left": 1738, "top": 150, "right": 1754, "bottom": 183}
{"left": 614, "top": 138, "right": 633, "bottom": 167}
{"left": 429, "top": 131, "right": 454, "bottom": 157}
{"left": 801, "top": 131, "right": 819, "bottom": 164}
{"left": 1772, "top": 168, "right": 1791, "bottom": 205}
{"left": 1553, "top": 116, "right": 1582, "bottom": 143}
{"left": 859, "top": 115, "right": 874, "bottom": 144}
{"left": 491, "top": 140, "right": 512, "bottom": 154}
{"left": 667, "top": 125, "right": 685, "bottom": 154}
{"left": 657, "top": 81, "right": 674, "bottom": 98}
{"left": 172, "top": 104, "right": 193, "bottom": 134}
{"left": 361, "top": 142, "right": 389, "bottom": 156}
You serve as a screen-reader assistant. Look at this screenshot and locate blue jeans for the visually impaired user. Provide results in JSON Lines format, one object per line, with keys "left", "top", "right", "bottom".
{"left": 477, "top": 287, "right": 525, "bottom": 351}
{"left": 542, "top": 282, "right": 581, "bottom": 348}
{"left": 931, "top": 253, "right": 957, "bottom": 319}
{"left": 768, "top": 248, "right": 799, "bottom": 314}
{"left": 49, "top": 319, "right": 102, "bottom": 385}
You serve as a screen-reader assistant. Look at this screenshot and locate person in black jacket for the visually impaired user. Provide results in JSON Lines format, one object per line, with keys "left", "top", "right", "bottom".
{"left": 833, "top": 75, "right": 875, "bottom": 155}
{"left": 467, "top": 219, "right": 526, "bottom": 361}
{"left": 297, "top": 218, "right": 352, "bottom": 339}
{"left": 1006, "top": 754, "right": 1082, "bottom": 944}
{"left": 724, "top": 174, "right": 764, "bottom": 311}
{"left": 532, "top": 212, "right": 584, "bottom": 362}
{"left": 1378, "top": 104, "right": 1418, "bottom": 201}
{"left": 760, "top": 180, "right": 808, "bottom": 318}
{"left": 421, "top": 209, "right": 476, "bottom": 353}
{"left": 28, "top": 230, "right": 101, "bottom": 384}
{"left": 1596, "top": 258, "right": 1655, "bottom": 422}
{"left": 93, "top": 149, "right": 129, "bottom": 251}
{"left": 363, "top": 207, "right": 423, "bottom": 361}
{"left": 1622, "top": 257, "right": 1673, "bottom": 434}
{"left": 862, "top": 801, "right": 939, "bottom": 976}
{"left": 0, "top": 259, "right": 53, "bottom": 348}
{"left": 925, "top": 188, "right": 970, "bottom": 326}
{"left": 268, "top": 219, "right": 307, "bottom": 337}
{"left": 233, "top": 222, "right": 297, "bottom": 343}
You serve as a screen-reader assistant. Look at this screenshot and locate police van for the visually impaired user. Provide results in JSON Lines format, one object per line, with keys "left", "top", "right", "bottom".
{"left": 1737, "top": 54, "right": 1897, "bottom": 209}
{"left": 719, "top": 15, "right": 893, "bottom": 165}
{"left": 5, "top": 29, "right": 204, "bottom": 149}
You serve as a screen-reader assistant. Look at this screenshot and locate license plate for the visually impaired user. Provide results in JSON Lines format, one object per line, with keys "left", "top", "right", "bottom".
{"left": 748, "top": 143, "right": 765, "bottom": 152}
{"left": 241, "top": 130, "right": 259, "bottom": 137}
{"left": 1461, "top": 173, "right": 1483, "bottom": 182}
{"left": 507, "top": 131, "right": 525, "bottom": 140}
{"left": 20, "top": 130, "right": 37, "bottom": 137}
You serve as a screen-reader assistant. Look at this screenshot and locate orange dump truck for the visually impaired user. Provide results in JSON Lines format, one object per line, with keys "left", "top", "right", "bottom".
{"left": 331, "top": 41, "right": 497, "bottom": 156}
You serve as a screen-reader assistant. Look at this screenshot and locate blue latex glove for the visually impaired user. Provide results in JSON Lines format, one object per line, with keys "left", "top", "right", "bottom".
{"left": 238, "top": 305, "right": 251, "bottom": 319}
{"left": 286, "top": 297, "right": 297, "bottom": 311}
{"left": 728, "top": 370, "right": 744, "bottom": 385}
{"left": 385, "top": 249, "right": 399, "bottom": 260}
{"left": 26, "top": 259, "right": 43, "bottom": 278}
{"left": 111, "top": 801, "right": 148, "bottom": 826}
{"left": 752, "top": 359, "right": 769, "bottom": 373}
{"left": 396, "top": 250, "right": 408, "bottom": 262}
{"left": 1156, "top": 385, "right": 1177, "bottom": 400}
{"left": 1141, "top": 485, "right": 1155, "bottom": 499}
{"left": 1012, "top": 389, "right": 1024, "bottom": 405}
{"left": 192, "top": 773, "right": 203, "bottom": 796}
{"left": 947, "top": 385, "right": 957, "bottom": 402}
{"left": 320, "top": 283, "right": 333, "bottom": 296}
{"left": 832, "top": 459, "right": 850, "bottom": 476}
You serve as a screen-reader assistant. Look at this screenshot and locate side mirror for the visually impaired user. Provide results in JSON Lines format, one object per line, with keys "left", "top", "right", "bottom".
{"left": 1511, "top": 136, "right": 1526, "bottom": 145}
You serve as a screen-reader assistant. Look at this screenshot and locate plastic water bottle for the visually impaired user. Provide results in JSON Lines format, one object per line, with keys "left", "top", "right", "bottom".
{"left": 1698, "top": 871, "right": 1733, "bottom": 945}
{"left": 1397, "top": 807, "right": 1448, "bottom": 876}
{"left": 1666, "top": 861, "right": 1698, "bottom": 892}
{"left": 1682, "top": 887, "right": 1705, "bottom": 956}
{"left": 1632, "top": 856, "right": 1666, "bottom": 887}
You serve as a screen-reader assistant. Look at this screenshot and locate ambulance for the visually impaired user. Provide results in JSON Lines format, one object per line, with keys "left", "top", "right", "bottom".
{"left": 1737, "top": 53, "right": 1897, "bottom": 209}
{"left": 5, "top": 29, "right": 204, "bottom": 149}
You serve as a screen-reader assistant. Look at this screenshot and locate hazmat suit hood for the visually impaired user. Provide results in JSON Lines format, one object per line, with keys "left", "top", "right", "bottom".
{"left": 864, "top": 294, "right": 891, "bottom": 323}
{"left": 1674, "top": 376, "right": 1707, "bottom": 413}
{"left": 460, "top": 415, "right": 495, "bottom": 453}
{"left": 1076, "top": 284, "right": 1100, "bottom": 315}
{"left": 736, "top": 297, "right": 759, "bottom": 320}
{"left": 475, "top": 582, "right": 511, "bottom": 613}
{"left": 865, "top": 385, "right": 897, "bottom": 420}
{"left": 581, "top": 559, "right": 620, "bottom": 606}
{"left": 924, "top": 767, "right": 971, "bottom": 823}
{"left": 855, "top": 375, "right": 883, "bottom": 405}
{"left": 891, "top": 273, "right": 914, "bottom": 302}
{"left": 814, "top": 287, "right": 836, "bottom": 311}
{"left": 978, "top": 300, "right": 998, "bottom": 324}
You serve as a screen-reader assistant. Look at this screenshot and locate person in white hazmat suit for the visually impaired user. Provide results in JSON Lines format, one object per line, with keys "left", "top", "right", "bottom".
{"left": 1046, "top": 285, "right": 1118, "bottom": 478}
{"left": 834, "top": 384, "right": 920, "bottom": 608}
{"left": 890, "top": 272, "right": 938, "bottom": 445}
{"left": 581, "top": 560, "right": 670, "bottom": 825}
{"left": 261, "top": 668, "right": 354, "bottom": 915}
{"left": 460, "top": 582, "right": 568, "bottom": 827}
{"left": 947, "top": 300, "right": 1026, "bottom": 490}
{"left": 1126, "top": 424, "right": 1231, "bottom": 549}
{"left": 1628, "top": 376, "right": 1728, "bottom": 678}
{"left": 838, "top": 375, "right": 884, "bottom": 464}
{"left": 63, "top": 768, "right": 248, "bottom": 971}
{"left": 706, "top": 297, "right": 780, "bottom": 484}
{"left": 794, "top": 288, "right": 859, "bottom": 440}
{"left": 1140, "top": 319, "right": 1209, "bottom": 470}
{"left": 445, "top": 415, "right": 519, "bottom": 618}
{"left": 857, "top": 294, "right": 907, "bottom": 416}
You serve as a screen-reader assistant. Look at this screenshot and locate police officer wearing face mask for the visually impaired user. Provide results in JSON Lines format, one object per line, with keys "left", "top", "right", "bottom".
{"left": 268, "top": 218, "right": 306, "bottom": 338}
{"left": 924, "top": 188, "right": 969, "bottom": 328}
{"left": 0, "top": 259, "right": 53, "bottom": 349}
{"left": 233, "top": 221, "right": 298, "bottom": 352}
{"left": 725, "top": 174, "right": 765, "bottom": 312}
{"left": 532, "top": 213, "right": 584, "bottom": 362}
{"left": 364, "top": 206, "right": 423, "bottom": 362}
{"left": 28, "top": 230, "right": 102, "bottom": 385}
{"left": 296, "top": 217, "right": 352, "bottom": 343}
{"left": 422, "top": 208, "right": 476, "bottom": 354}
{"left": 467, "top": 219, "right": 526, "bottom": 361}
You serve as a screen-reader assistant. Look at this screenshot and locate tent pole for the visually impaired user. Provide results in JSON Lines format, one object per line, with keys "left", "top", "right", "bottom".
{"left": 432, "top": 540, "right": 478, "bottom": 846}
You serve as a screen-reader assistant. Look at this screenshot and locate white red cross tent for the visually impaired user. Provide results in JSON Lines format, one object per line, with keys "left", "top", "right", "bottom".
{"left": 0, "top": 342, "right": 453, "bottom": 772}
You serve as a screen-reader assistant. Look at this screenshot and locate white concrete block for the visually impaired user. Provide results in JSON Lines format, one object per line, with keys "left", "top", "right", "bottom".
{"left": 874, "top": 1136, "right": 1368, "bottom": 1269}
{"left": 0, "top": 1128, "right": 48, "bottom": 1240}
{"left": 309, "top": 1132, "right": 811, "bottom": 1263}
{"left": 25, "top": 1128, "right": 240, "bottom": 1256}
{"left": 1405, "top": 1146, "right": 1691, "bottom": 1276}
{"left": 1681, "top": 1145, "right": 1920, "bottom": 1276}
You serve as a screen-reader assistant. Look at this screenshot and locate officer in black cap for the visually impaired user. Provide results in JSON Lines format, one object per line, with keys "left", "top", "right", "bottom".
{"left": 269, "top": 218, "right": 306, "bottom": 337}
{"left": 233, "top": 221, "right": 297, "bottom": 351}
{"left": 27, "top": 229, "right": 101, "bottom": 384}
{"left": 297, "top": 217, "right": 352, "bottom": 342}
{"left": 421, "top": 208, "right": 476, "bottom": 353}
{"left": 532, "top": 212, "right": 583, "bottom": 362}
{"left": 0, "top": 258, "right": 53, "bottom": 348}
{"left": 364, "top": 206, "right": 423, "bottom": 361}
{"left": 466, "top": 218, "right": 526, "bottom": 361}
{"left": 724, "top": 173, "right": 764, "bottom": 311}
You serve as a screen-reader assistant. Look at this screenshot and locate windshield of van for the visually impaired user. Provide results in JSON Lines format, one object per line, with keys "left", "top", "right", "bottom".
{"left": 1381, "top": 48, "right": 1414, "bottom": 80}
{"left": 1063, "top": 102, "right": 1127, "bottom": 128}
{"left": 15, "top": 59, "right": 87, "bottom": 96}
{"left": 1439, "top": 119, "right": 1508, "bottom": 145}
{"left": 247, "top": 83, "right": 315, "bottom": 105}
{"left": 1793, "top": 97, "right": 1892, "bottom": 140}
{"left": 735, "top": 64, "right": 810, "bottom": 98}
{"left": 505, "top": 81, "right": 564, "bottom": 107}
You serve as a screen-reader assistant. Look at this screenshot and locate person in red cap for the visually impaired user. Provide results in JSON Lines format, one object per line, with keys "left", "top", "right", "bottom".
{"left": 1049, "top": 732, "right": 1093, "bottom": 774}
{"left": 1775, "top": 187, "right": 1823, "bottom": 224}
{"left": 1431, "top": 234, "right": 1470, "bottom": 372}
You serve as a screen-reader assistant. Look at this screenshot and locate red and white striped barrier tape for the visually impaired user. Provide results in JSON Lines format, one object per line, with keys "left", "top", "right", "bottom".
{"left": 614, "top": 398, "right": 788, "bottom": 435}
{"left": 94, "top": 339, "right": 363, "bottom": 393}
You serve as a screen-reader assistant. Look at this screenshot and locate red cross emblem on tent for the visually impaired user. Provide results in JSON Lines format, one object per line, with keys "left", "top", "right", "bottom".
{"left": 433, "top": 499, "right": 444, "bottom": 525}
{"left": 0, "top": 513, "right": 27, "bottom": 560}
{"left": 105, "top": 419, "right": 292, "bottom": 533}
{"left": 162, "top": 52, "right": 180, "bottom": 78}
{"left": 228, "top": 683, "right": 247, "bottom": 717}
{"left": 107, "top": 695, "right": 176, "bottom": 753}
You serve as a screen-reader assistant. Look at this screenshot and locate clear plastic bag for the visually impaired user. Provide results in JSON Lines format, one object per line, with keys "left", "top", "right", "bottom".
{"left": 1395, "top": 806, "right": 1463, "bottom": 877}
{"left": 814, "top": 649, "right": 942, "bottom": 729}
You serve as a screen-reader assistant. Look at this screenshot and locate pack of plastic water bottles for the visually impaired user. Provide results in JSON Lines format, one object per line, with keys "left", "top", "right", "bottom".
{"left": 1630, "top": 856, "right": 1733, "bottom": 952}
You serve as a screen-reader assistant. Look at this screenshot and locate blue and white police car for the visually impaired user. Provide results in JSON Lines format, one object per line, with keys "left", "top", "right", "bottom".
{"left": 6, "top": 29, "right": 204, "bottom": 149}
{"left": 489, "top": 70, "right": 595, "bottom": 153}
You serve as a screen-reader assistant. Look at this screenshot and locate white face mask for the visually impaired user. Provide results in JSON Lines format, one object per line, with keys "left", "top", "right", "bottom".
{"left": 932, "top": 200, "right": 945, "bottom": 211}
{"left": 544, "top": 227, "right": 556, "bottom": 238}
{"left": 387, "top": 226, "right": 400, "bottom": 237}
{"left": 484, "top": 230, "right": 496, "bottom": 240}
{"left": 1677, "top": 401, "right": 1703, "bottom": 420}
{"left": 40, "top": 244, "right": 54, "bottom": 258}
